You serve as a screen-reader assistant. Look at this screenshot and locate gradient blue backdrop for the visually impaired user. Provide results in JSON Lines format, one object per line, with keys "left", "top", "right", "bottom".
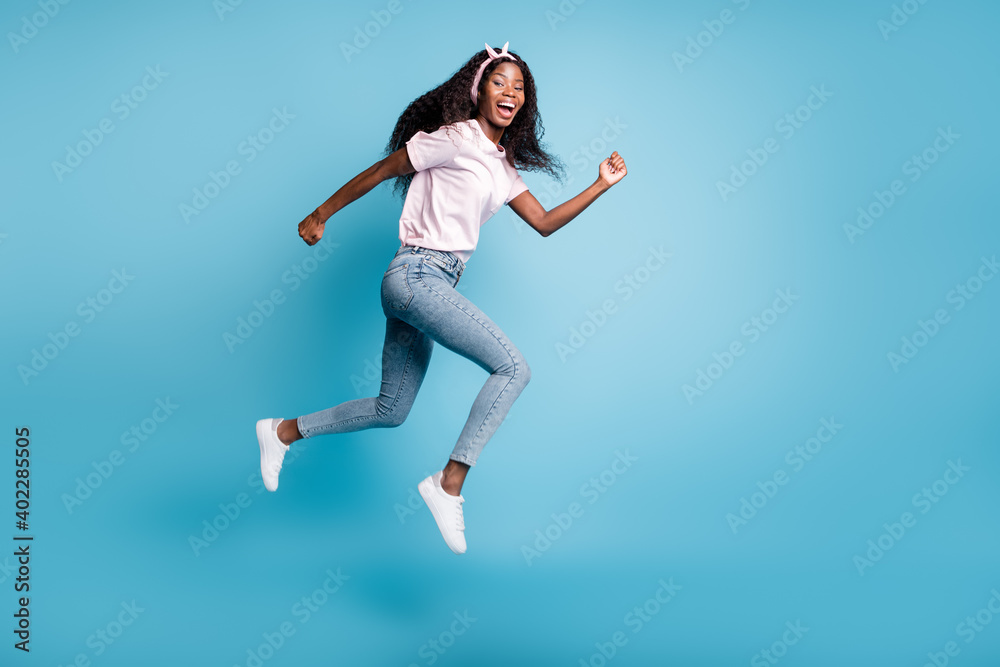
{"left": 2, "top": 0, "right": 998, "bottom": 665}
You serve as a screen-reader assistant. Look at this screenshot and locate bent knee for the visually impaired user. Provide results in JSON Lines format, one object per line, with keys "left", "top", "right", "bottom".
{"left": 377, "top": 405, "right": 409, "bottom": 428}
{"left": 383, "top": 413, "right": 407, "bottom": 428}
{"left": 492, "top": 348, "right": 530, "bottom": 385}
{"left": 511, "top": 352, "right": 531, "bottom": 386}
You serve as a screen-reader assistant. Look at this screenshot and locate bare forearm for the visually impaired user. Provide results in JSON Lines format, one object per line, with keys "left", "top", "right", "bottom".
{"left": 542, "top": 178, "right": 610, "bottom": 236}
{"left": 315, "top": 161, "right": 384, "bottom": 220}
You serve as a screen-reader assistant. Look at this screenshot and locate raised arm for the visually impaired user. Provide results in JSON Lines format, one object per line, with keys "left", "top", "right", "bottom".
{"left": 298, "top": 147, "right": 416, "bottom": 246}
{"left": 509, "top": 151, "right": 627, "bottom": 237}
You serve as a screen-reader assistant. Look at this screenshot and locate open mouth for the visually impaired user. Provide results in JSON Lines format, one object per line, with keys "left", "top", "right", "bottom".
{"left": 497, "top": 101, "right": 515, "bottom": 118}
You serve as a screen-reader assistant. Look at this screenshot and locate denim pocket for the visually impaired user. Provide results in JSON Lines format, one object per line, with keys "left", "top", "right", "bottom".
{"left": 381, "top": 263, "right": 413, "bottom": 311}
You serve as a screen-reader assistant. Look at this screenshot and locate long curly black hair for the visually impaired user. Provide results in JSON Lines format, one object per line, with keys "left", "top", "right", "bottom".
{"left": 382, "top": 44, "right": 567, "bottom": 202}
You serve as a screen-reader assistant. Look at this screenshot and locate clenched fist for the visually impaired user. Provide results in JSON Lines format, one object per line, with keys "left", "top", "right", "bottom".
{"left": 599, "top": 151, "right": 627, "bottom": 187}
{"left": 298, "top": 210, "right": 326, "bottom": 246}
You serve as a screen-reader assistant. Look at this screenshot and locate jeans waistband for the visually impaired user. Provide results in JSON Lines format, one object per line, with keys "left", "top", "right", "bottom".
{"left": 398, "top": 244, "right": 465, "bottom": 276}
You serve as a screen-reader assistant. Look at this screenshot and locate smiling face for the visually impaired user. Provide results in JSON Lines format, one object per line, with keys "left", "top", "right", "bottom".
{"left": 478, "top": 61, "right": 524, "bottom": 128}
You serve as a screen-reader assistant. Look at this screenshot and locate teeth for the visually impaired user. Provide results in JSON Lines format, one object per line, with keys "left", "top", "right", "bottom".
{"left": 498, "top": 102, "right": 514, "bottom": 109}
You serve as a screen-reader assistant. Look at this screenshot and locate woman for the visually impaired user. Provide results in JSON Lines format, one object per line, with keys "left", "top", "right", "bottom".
{"left": 257, "top": 41, "right": 627, "bottom": 555}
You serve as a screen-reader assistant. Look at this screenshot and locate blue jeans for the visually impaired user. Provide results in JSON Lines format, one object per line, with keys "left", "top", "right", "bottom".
{"left": 295, "top": 244, "right": 531, "bottom": 466}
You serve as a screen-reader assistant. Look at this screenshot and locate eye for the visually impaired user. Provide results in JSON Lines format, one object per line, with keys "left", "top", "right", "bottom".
{"left": 494, "top": 80, "right": 523, "bottom": 92}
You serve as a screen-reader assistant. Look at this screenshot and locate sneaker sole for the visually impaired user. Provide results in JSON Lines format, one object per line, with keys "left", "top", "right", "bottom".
{"left": 256, "top": 419, "right": 279, "bottom": 492}
{"left": 418, "top": 477, "right": 465, "bottom": 554}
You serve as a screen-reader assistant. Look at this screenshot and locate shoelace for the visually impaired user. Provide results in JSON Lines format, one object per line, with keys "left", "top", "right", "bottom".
{"left": 455, "top": 498, "right": 465, "bottom": 531}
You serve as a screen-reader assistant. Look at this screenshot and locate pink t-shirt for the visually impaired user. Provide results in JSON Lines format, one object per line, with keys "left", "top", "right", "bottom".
{"left": 399, "top": 118, "right": 529, "bottom": 263}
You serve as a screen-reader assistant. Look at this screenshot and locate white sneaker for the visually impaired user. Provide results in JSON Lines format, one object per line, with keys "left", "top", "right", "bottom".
{"left": 418, "top": 471, "right": 467, "bottom": 554}
{"left": 256, "top": 418, "right": 288, "bottom": 492}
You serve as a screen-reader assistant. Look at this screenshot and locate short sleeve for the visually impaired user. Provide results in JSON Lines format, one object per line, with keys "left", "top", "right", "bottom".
{"left": 505, "top": 171, "right": 529, "bottom": 204}
{"left": 405, "top": 124, "right": 463, "bottom": 172}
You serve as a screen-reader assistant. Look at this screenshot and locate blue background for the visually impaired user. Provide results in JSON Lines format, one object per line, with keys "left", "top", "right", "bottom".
{"left": 2, "top": 0, "right": 998, "bottom": 665}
